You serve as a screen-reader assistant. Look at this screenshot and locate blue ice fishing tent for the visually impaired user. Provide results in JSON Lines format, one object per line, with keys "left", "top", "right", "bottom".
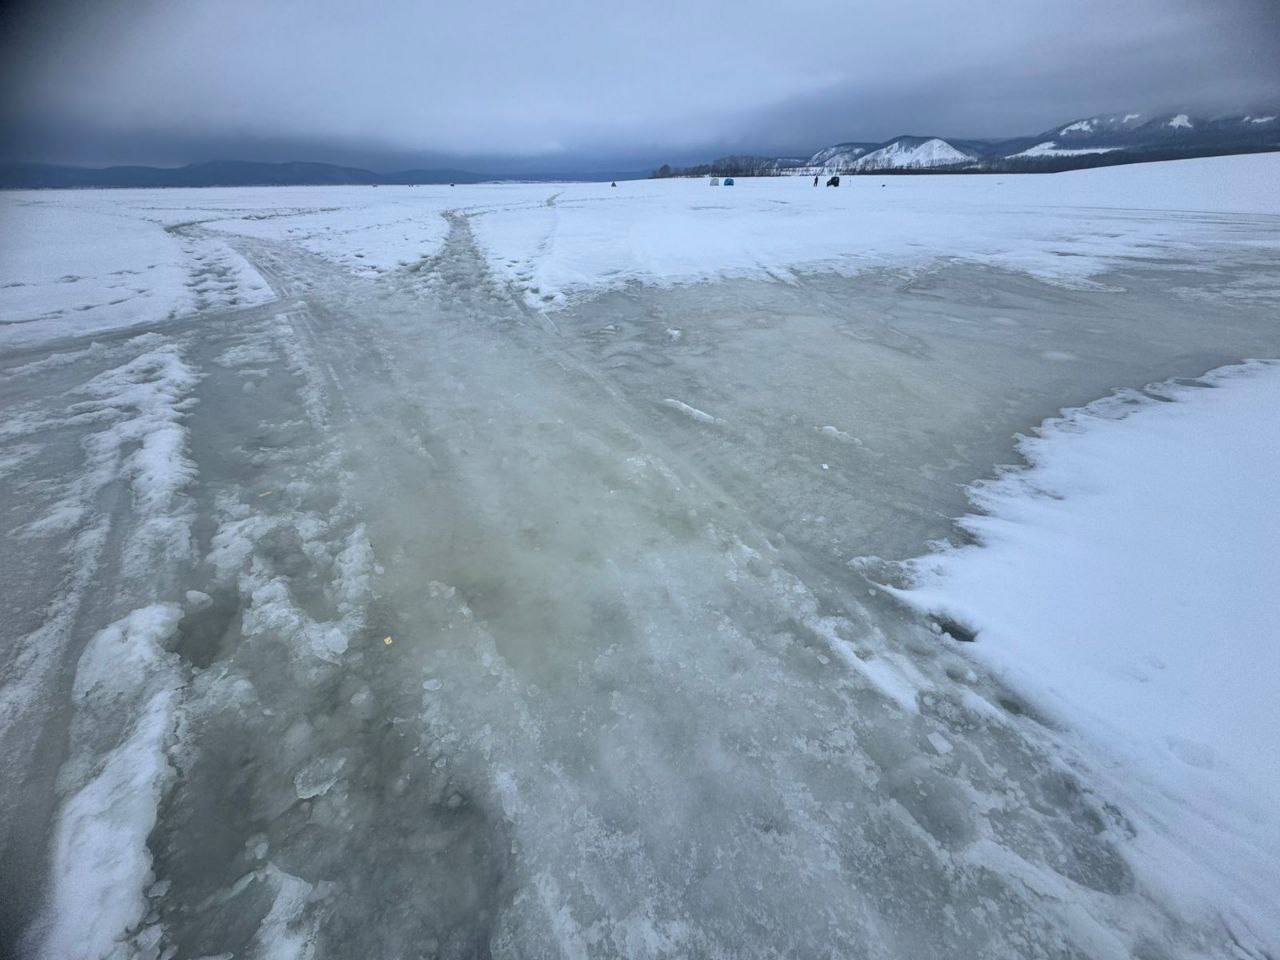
{"left": 723, "top": 177, "right": 735, "bottom": 186}
{"left": 710, "top": 177, "right": 720, "bottom": 186}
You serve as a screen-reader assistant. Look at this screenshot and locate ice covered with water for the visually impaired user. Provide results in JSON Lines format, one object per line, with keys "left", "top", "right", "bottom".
{"left": 2, "top": 155, "right": 1279, "bottom": 958}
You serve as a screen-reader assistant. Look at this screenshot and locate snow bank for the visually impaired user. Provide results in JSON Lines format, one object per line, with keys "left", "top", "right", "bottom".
{"left": 893, "top": 360, "right": 1280, "bottom": 946}
{"left": 70, "top": 338, "right": 201, "bottom": 578}
{"left": 31, "top": 604, "right": 183, "bottom": 960}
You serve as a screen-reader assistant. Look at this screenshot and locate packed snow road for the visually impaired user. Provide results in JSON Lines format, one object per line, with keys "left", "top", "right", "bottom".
{"left": 2, "top": 162, "right": 1279, "bottom": 959}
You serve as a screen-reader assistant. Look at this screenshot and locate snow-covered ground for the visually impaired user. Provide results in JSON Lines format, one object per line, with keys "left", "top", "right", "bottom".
{"left": 2, "top": 155, "right": 1279, "bottom": 959}
{"left": 4, "top": 154, "right": 1278, "bottom": 343}
{"left": 892, "top": 361, "right": 1280, "bottom": 946}
{"left": 0, "top": 198, "right": 271, "bottom": 347}
{"left": 1012, "top": 141, "right": 1122, "bottom": 158}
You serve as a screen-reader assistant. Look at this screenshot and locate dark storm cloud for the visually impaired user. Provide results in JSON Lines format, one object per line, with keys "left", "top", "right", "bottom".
{"left": 2, "top": 0, "right": 1278, "bottom": 168}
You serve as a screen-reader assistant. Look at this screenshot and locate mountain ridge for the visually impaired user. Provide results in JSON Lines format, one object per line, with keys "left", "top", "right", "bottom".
{"left": 654, "top": 109, "right": 1280, "bottom": 177}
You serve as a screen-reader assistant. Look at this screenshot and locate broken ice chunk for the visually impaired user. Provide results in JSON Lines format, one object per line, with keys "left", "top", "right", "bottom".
{"left": 926, "top": 732, "right": 953, "bottom": 756}
{"left": 294, "top": 756, "right": 346, "bottom": 799}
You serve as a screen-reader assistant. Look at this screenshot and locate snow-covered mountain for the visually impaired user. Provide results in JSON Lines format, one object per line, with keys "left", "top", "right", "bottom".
{"left": 851, "top": 137, "right": 974, "bottom": 170}
{"left": 775, "top": 137, "right": 974, "bottom": 176}
{"left": 656, "top": 108, "right": 1280, "bottom": 177}
{"left": 803, "top": 142, "right": 878, "bottom": 171}
{"left": 1013, "top": 111, "right": 1280, "bottom": 159}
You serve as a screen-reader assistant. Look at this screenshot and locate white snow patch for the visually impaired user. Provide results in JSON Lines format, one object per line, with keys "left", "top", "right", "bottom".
{"left": 0, "top": 195, "right": 271, "bottom": 348}
{"left": 893, "top": 360, "right": 1280, "bottom": 947}
{"left": 31, "top": 604, "right": 184, "bottom": 960}
{"left": 468, "top": 154, "right": 1280, "bottom": 305}
{"left": 203, "top": 192, "right": 452, "bottom": 276}
{"left": 1167, "top": 114, "right": 1193, "bottom": 129}
{"left": 1012, "top": 142, "right": 1121, "bottom": 159}
{"left": 926, "top": 732, "right": 953, "bottom": 756}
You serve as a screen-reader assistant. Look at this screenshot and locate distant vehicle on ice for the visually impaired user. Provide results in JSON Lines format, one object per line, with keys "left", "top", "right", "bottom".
{"left": 826, "top": 175, "right": 840, "bottom": 187}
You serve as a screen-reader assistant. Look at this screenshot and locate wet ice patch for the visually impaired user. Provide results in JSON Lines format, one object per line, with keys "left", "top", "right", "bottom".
{"left": 0, "top": 336, "right": 198, "bottom": 816}
{"left": 214, "top": 341, "right": 277, "bottom": 368}
{"left": 208, "top": 495, "right": 375, "bottom": 666}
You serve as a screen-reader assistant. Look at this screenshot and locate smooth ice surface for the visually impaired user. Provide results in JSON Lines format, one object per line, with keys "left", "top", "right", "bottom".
{"left": 2, "top": 155, "right": 1279, "bottom": 959}
{"left": 894, "top": 362, "right": 1280, "bottom": 945}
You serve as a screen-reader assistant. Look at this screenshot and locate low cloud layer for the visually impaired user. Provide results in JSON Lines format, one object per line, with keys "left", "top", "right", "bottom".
{"left": 2, "top": 0, "right": 1277, "bottom": 169}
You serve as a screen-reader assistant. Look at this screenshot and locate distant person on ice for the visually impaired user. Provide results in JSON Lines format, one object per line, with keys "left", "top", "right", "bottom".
{"left": 813, "top": 175, "right": 819, "bottom": 186}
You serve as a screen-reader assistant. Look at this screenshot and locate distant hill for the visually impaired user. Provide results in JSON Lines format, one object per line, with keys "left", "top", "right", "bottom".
{"left": 654, "top": 109, "right": 1280, "bottom": 177}
{"left": 0, "top": 160, "right": 493, "bottom": 189}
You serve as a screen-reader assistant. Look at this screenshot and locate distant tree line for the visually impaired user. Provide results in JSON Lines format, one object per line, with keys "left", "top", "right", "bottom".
{"left": 651, "top": 156, "right": 804, "bottom": 178}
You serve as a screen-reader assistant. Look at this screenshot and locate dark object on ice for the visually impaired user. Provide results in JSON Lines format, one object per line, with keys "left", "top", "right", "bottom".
{"left": 813, "top": 175, "right": 820, "bottom": 186}
{"left": 611, "top": 181, "right": 617, "bottom": 187}
{"left": 932, "top": 614, "right": 977, "bottom": 643}
{"left": 723, "top": 177, "right": 735, "bottom": 186}
{"left": 826, "top": 175, "right": 840, "bottom": 187}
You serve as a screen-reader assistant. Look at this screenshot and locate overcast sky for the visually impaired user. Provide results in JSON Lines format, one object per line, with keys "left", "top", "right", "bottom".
{"left": 2, "top": 0, "right": 1278, "bottom": 171}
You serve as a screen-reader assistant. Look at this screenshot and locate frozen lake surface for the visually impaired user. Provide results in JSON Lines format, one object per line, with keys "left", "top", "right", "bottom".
{"left": 2, "top": 156, "right": 1279, "bottom": 959}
